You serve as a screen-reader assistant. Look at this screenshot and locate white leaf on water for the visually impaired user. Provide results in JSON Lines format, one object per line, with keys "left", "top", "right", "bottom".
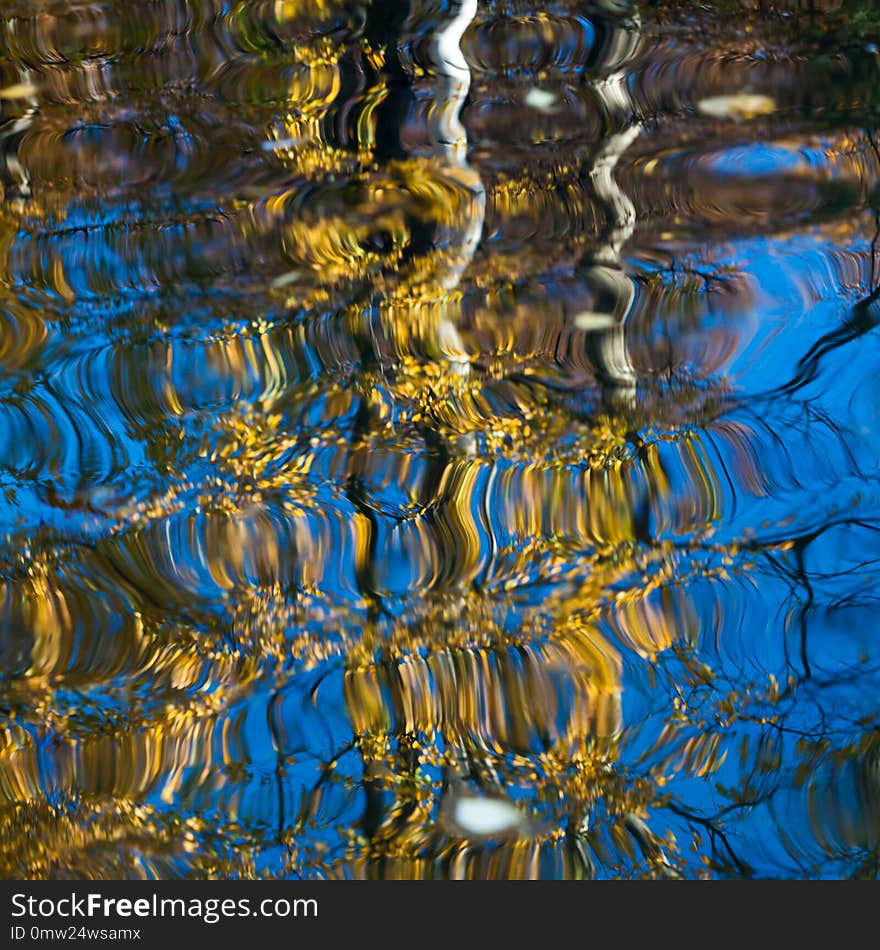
{"left": 524, "top": 88, "right": 558, "bottom": 113}
{"left": 453, "top": 796, "right": 526, "bottom": 836}
{"left": 697, "top": 92, "right": 775, "bottom": 121}
{"left": 574, "top": 312, "right": 618, "bottom": 331}
{"left": 270, "top": 270, "right": 302, "bottom": 289}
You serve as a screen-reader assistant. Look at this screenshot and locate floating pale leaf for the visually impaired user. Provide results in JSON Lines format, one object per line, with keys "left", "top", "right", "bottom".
{"left": 524, "top": 88, "right": 558, "bottom": 113}
{"left": 698, "top": 92, "right": 775, "bottom": 121}
{"left": 452, "top": 796, "right": 527, "bottom": 836}
{"left": 574, "top": 312, "right": 618, "bottom": 331}
{"left": 270, "top": 270, "right": 302, "bottom": 289}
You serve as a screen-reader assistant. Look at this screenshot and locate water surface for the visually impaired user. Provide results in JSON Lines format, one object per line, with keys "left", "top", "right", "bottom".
{"left": 2, "top": 0, "right": 880, "bottom": 879}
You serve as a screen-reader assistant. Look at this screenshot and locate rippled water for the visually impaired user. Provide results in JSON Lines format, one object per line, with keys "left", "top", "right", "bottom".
{"left": 2, "top": 0, "right": 880, "bottom": 879}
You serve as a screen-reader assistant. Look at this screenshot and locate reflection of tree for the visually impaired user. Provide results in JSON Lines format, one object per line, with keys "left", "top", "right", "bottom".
{"left": 326, "top": 0, "right": 682, "bottom": 880}
{"left": 577, "top": 0, "right": 642, "bottom": 406}
{"left": 0, "top": 69, "right": 36, "bottom": 207}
